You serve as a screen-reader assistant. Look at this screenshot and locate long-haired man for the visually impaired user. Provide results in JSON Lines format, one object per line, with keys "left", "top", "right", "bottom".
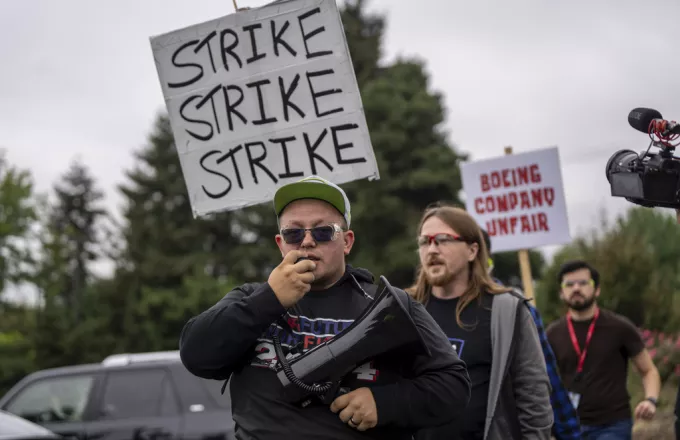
{"left": 410, "top": 203, "right": 553, "bottom": 440}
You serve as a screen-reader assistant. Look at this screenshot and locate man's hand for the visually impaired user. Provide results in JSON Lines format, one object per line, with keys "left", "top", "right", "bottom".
{"left": 268, "top": 250, "right": 316, "bottom": 308}
{"left": 634, "top": 399, "right": 656, "bottom": 420}
{"left": 330, "top": 387, "right": 378, "bottom": 431}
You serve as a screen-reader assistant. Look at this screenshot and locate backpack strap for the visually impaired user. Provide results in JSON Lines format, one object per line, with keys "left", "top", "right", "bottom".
{"left": 506, "top": 287, "right": 532, "bottom": 303}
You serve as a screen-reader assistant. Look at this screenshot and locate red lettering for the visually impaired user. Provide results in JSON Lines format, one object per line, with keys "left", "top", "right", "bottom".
{"left": 530, "top": 164, "right": 541, "bottom": 183}
{"left": 520, "top": 192, "right": 531, "bottom": 209}
{"left": 287, "top": 316, "right": 300, "bottom": 331}
{"left": 485, "top": 197, "right": 494, "bottom": 213}
{"left": 517, "top": 167, "right": 529, "bottom": 185}
{"left": 544, "top": 187, "right": 554, "bottom": 205}
{"left": 491, "top": 171, "right": 501, "bottom": 188}
{"left": 475, "top": 197, "right": 484, "bottom": 214}
{"left": 478, "top": 165, "right": 542, "bottom": 192}
{"left": 521, "top": 216, "right": 532, "bottom": 233}
{"left": 502, "top": 169, "right": 512, "bottom": 188}
{"left": 474, "top": 187, "right": 554, "bottom": 214}
{"left": 481, "top": 174, "right": 490, "bottom": 192}
{"left": 485, "top": 212, "right": 551, "bottom": 236}
{"left": 538, "top": 212, "right": 549, "bottom": 231}
{"left": 303, "top": 334, "right": 315, "bottom": 348}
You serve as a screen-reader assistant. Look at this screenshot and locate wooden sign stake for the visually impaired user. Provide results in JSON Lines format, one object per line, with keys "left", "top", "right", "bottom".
{"left": 504, "top": 146, "right": 536, "bottom": 306}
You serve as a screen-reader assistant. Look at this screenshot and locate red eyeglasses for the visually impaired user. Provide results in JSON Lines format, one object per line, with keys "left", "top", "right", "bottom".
{"left": 417, "top": 233, "right": 466, "bottom": 247}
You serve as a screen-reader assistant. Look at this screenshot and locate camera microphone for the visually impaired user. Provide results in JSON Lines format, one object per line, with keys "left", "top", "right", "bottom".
{"left": 605, "top": 107, "right": 680, "bottom": 211}
{"left": 628, "top": 107, "right": 680, "bottom": 135}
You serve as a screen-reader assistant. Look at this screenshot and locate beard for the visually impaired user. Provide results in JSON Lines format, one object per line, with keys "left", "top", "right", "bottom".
{"left": 426, "top": 269, "right": 454, "bottom": 287}
{"left": 424, "top": 261, "right": 462, "bottom": 287}
{"left": 566, "top": 293, "right": 596, "bottom": 311}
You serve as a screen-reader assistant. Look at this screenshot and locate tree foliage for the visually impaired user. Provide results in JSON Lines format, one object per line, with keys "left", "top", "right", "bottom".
{"left": 0, "top": 151, "right": 38, "bottom": 294}
{"left": 0, "top": 152, "right": 39, "bottom": 394}
{"left": 30, "top": 159, "right": 109, "bottom": 368}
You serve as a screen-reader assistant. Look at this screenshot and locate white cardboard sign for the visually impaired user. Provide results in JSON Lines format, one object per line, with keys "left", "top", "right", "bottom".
{"left": 460, "top": 146, "right": 571, "bottom": 252}
{"left": 150, "top": 0, "right": 379, "bottom": 217}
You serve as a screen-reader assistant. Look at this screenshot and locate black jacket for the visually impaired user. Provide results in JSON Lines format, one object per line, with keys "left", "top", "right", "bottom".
{"left": 179, "top": 265, "right": 471, "bottom": 440}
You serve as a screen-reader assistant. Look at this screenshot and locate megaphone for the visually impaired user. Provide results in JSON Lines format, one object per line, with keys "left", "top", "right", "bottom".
{"left": 273, "top": 275, "right": 432, "bottom": 407}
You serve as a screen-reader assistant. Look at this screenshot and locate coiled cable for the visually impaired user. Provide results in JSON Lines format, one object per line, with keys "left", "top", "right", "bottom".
{"left": 273, "top": 333, "right": 333, "bottom": 394}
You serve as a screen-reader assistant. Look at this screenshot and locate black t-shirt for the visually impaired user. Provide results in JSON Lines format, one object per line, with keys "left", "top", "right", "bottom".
{"left": 230, "top": 271, "right": 402, "bottom": 439}
{"left": 546, "top": 308, "right": 645, "bottom": 426}
{"left": 416, "top": 293, "right": 494, "bottom": 440}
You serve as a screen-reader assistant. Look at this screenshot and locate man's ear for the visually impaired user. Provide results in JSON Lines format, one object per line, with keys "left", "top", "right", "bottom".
{"left": 343, "top": 230, "right": 355, "bottom": 256}
{"left": 467, "top": 242, "right": 479, "bottom": 262}
{"left": 275, "top": 234, "right": 285, "bottom": 257}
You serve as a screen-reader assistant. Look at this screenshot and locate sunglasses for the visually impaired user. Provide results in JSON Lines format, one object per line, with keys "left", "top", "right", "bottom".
{"left": 280, "top": 224, "right": 343, "bottom": 244}
{"left": 561, "top": 279, "right": 594, "bottom": 288}
{"left": 417, "top": 233, "right": 466, "bottom": 247}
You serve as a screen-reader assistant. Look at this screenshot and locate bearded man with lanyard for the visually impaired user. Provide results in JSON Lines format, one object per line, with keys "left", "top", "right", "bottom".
{"left": 546, "top": 260, "right": 660, "bottom": 440}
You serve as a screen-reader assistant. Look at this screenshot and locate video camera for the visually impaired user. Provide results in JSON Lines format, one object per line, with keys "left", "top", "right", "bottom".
{"left": 606, "top": 107, "right": 680, "bottom": 209}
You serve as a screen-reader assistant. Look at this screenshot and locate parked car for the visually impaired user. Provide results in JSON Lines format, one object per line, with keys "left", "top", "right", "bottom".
{"left": 0, "top": 351, "right": 234, "bottom": 440}
{"left": 0, "top": 409, "right": 60, "bottom": 440}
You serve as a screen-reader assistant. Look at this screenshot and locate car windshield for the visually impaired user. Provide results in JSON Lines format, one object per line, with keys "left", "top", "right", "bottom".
{"left": 0, "top": 409, "right": 56, "bottom": 438}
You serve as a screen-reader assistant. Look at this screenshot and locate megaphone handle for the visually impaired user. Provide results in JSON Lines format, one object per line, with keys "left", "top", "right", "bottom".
{"left": 318, "top": 384, "right": 350, "bottom": 405}
{"left": 273, "top": 334, "right": 334, "bottom": 394}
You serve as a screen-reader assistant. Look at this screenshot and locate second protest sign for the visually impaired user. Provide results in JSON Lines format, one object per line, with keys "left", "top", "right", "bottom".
{"left": 461, "top": 146, "right": 571, "bottom": 253}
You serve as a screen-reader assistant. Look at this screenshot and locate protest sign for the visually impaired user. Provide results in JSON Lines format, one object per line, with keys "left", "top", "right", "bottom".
{"left": 150, "top": 0, "right": 380, "bottom": 217}
{"left": 460, "top": 146, "right": 571, "bottom": 253}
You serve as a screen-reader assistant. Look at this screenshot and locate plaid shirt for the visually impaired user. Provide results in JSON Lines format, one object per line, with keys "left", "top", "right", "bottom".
{"left": 527, "top": 303, "right": 582, "bottom": 440}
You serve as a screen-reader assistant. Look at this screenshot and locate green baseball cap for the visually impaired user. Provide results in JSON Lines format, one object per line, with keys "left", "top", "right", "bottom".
{"left": 273, "top": 175, "right": 351, "bottom": 227}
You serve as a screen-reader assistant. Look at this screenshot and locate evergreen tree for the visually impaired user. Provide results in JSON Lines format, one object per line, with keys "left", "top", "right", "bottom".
{"left": 0, "top": 150, "right": 38, "bottom": 294}
{"left": 341, "top": 0, "right": 384, "bottom": 89}
{"left": 117, "top": 116, "right": 247, "bottom": 283}
{"left": 112, "top": 115, "right": 244, "bottom": 351}
{"left": 0, "top": 152, "right": 39, "bottom": 390}
{"left": 49, "top": 159, "right": 106, "bottom": 318}
{"left": 31, "top": 159, "right": 108, "bottom": 367}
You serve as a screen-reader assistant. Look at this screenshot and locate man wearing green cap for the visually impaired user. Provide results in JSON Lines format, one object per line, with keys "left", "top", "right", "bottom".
{"left": 179, "top": 175, "right": 471, "bottom": 440}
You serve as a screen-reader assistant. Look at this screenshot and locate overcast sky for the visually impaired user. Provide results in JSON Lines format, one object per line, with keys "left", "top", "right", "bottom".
{"left": 2, "top": 0, "right": 680, "bottom": 300}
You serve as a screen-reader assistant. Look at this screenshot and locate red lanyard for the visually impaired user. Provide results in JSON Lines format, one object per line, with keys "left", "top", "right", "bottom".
{"left": 566, "top": 308, "right": 600, "bottom": 374}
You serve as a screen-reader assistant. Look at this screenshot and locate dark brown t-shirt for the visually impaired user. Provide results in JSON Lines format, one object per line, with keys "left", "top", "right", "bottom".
{"left": 546, "top": 308, "right": 645, "bottom": 426}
